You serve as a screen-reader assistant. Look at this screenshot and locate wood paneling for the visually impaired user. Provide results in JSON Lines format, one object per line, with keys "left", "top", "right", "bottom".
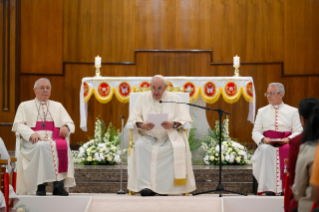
{"left": 211, "top": 0, "right": 283, "bottom": 63}
{"left": 63, "top": 0, "right": 135, "bottom": 63}
{"left": 0, "top": 126, "right": 16, "bottom": 150}
{"left": 284, "top": 0, "right": 319, "bottom": 75}
{"left": 136, "top": 0, "right": 211, "bottom": 50}
{"left": 5, "top": 0, "right": 319, "bottom": 151}
{"left": 0, "top": 0, "right": 17, "bottom": 149}
{"left": 20, "top": 0, "right": 63, "bottom": 74}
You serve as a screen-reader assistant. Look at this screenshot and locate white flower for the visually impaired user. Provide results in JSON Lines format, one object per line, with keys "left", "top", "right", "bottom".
{"left": 238, "top": 150, "right": 246, "bottom": 156}
{"left": 229, "top": 155, "right": 235, "bottom": 163}
{"left": 107, "top": 156, "right": 113, "bottom": 161}
{"left": 203, "top": 155, "right": 210, "bottom": 165}
{"left": 114, "top": 155, "right": 121, "bottom": 164}
{"left": 244, "top": 154, "right": 247, "bottom": 160}
{"left": 225, "top": 154, "right": 230, "bottom": 162}
{"left": 87, "top": 156, "right": 92, "bottom": 161}
{"left": 79, "top": 147, "right": 85, "bottom": 153}
{"left": 210, "top": 156, "right": 215, "bottom": 161}
{"left": 110, "top": 145, "right": 117, "bottom": 152}
{"left": 215, "top": 153, "right": 219, "bottom": 157}
{"left": 235, "top": 157, "right": 241, "bottom": 163}
{"left": 17, "top": 208, "right": 24, "bottom": 212}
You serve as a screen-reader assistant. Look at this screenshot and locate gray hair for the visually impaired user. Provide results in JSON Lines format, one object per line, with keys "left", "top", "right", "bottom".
{"left": 34, "top": 78, "right": 51, "bottom": 88}
{"left": 152, "top": 75, "right": 166, "bottom": 86}
{"left": 269, "top": 82, "right": 285, "bottom": 95}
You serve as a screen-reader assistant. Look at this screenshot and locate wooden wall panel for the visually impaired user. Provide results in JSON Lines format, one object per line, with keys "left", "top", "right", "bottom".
{"left": 136, "top": 52, "right": 211, "bottom": 76}
{"left": 211, "top": 0, "right": 283, "bottom": 63}
{"left": 284, "top": 0, "right": 319, "bottom": 75}
{"left": 63, "top": 0, "right": 135, "bottom": 63}
{"left": 20, "top": 0, "right": 63, "bottom": 74}
{"left": 6, "top": 0, "right": 319, "bottom": 151}
{"left": 136, "top": 0, "right": 211, "bottom": 49}
{"left": 0, "top": 0, "right": 17, "bottom": 149}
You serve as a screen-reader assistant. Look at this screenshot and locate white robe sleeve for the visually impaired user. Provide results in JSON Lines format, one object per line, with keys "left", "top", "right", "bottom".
{"left": 12, "top": 103, "right": 35, "bottom": 141}
{"left": 59, "top": 103, "right": 75, "bottom": 133}
{"left": 128, "top": 94, "right": 144, "bottom": 127}
{"left": 289, "top": 109, "right": 303, "bottom": 139}
{"left": 252, "top": 109, "right": 264, "bottom": 145}
{"left": 173, "top": 95, "right": 192, "bottom": 126}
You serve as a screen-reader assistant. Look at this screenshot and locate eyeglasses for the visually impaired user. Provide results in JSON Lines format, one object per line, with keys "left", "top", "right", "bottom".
{"left": 151, "top": 87, "right": 164, "bottom": 91}
{"left": 37, "top": 86, "right": 51, "bottom": 91}
{"left": 264, "top": 92, "right": 280, "bottom": 97}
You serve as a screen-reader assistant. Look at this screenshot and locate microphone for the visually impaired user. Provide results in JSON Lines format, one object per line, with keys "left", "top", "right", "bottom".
{"left": 159, "top": 100, "right": 231, "bottom": 114}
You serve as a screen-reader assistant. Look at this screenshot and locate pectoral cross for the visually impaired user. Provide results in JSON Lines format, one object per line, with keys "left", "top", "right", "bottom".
{"left": 41, "top": 122, "right": 46, "bottom": 130}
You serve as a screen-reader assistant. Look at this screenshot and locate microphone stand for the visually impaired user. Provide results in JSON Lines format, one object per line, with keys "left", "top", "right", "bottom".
{"left": 117, "top": 115, "right": 126, "bottom": 195}
{"left": 160, "top": 100, "right": 247, "bottom": 197}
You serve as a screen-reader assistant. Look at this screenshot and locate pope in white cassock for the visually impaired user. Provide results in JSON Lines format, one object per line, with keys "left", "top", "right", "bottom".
{"left": 127, "top": 75, "right": 196, "bottom": 196}
{"left": 12, "top": 78, "right": 75, "bottom": 196}
{"left": 251, "top": 82, "right": 302, "bottom": 195}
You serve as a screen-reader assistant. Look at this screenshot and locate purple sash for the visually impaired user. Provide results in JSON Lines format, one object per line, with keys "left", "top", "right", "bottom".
{"left": 31, "top": 121, "right": 68, "bottom": 173}
{"left": 263, "top": 130, "right": 292, "bottom": 190}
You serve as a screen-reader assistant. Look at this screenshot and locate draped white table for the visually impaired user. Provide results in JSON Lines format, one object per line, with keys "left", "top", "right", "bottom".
{"left": 79, "top": 76, "right": 255, "bottom": 131}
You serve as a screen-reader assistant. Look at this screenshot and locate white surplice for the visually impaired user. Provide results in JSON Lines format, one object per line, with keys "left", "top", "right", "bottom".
{"left": 251, "top": 102, "right": 302, "bottom": 194}
{"left": 12, "top": 99, "right": 76, "bottom": 195}
{"left": 127, "top": 91, "right": 196, "bottom": 194}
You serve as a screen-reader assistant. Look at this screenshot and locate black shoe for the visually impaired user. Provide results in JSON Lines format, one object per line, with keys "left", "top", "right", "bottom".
{"left": 281, "top": 192, "right": 284, "bottom": 196}
{"left": 265, "top": 192, "right": 276, "bottom": 196}
{"left": 53, "top": 186, "right": 69, "bottom": 196}
{"left": 140, "top": 188, "right": 157, "bottom": 196}
{"left": 36, "top": 184, "right": 47, "bottom": 196}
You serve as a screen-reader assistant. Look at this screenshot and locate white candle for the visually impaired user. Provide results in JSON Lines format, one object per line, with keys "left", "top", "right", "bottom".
{"left": 95, "top": 56, "right": 101, "bottom": 66}
{"left": 233, "top": 55, "right": 240, "bottom": 66}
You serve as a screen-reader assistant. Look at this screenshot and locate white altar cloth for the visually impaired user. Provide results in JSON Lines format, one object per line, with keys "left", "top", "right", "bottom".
{"left": 79, "top": 76, "right": 255, "bottom": 131}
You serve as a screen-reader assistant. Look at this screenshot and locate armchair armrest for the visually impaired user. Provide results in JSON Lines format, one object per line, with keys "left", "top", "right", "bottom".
{"left": 15, "top": 132, "right": 20, "bottom": 158}
{"left": 126, "top": 122, "right": 134, "bottom": 129}
{"left": 183, "top": 123, "right": 191, "bottom": 130}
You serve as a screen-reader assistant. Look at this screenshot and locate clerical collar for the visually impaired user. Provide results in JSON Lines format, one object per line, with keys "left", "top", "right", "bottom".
{"left": 35, "top": 98, "right": 49, "bottom": 105}
{"left": 272, "top": 101, "right": 284, "bottom": 109}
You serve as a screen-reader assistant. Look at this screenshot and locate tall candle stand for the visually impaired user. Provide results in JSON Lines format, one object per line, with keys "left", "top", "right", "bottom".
{"left": 233, "top": 65, "right": 240, "bottom": 77}
{"left": 95, "top": 65, "right": 101, "bottom": 77}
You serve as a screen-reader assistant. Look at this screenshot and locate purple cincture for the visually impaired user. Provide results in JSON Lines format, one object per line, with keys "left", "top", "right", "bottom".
{"left": 263, "top": 130, "right": 292, "bottom": 190}
{"left": 31, "top": 121, "right": 68, "bottom": 173}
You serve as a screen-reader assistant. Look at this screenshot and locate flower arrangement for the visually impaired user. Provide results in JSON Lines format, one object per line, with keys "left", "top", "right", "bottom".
{"left": 201, "top": 116, "right": 252, "bottom": 165}
{"left": 72, "top": 117, "right": 126, "bottom": 165}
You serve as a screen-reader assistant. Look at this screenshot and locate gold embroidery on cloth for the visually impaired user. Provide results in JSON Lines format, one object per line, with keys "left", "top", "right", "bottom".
{"left": 174, "top": 176, "right": 187, "bottom": 186}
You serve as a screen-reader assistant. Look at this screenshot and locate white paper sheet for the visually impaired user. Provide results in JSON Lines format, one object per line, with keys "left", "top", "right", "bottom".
{"left": 147, "top": 113, "right": 168, "bottom": 130}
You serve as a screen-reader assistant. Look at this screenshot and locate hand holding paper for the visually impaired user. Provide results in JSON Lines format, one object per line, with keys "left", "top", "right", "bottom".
{"left": 147, "top": 113, "right": 169, "bottom": 130}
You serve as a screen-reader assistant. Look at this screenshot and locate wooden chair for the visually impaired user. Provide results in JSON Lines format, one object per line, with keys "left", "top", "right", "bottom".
{"left": 15, "top": 132, "right": 70, "bottom": 192}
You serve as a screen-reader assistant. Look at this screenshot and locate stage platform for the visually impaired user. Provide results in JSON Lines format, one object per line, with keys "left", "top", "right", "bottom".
{"left": 17, "top": 193, "right": 284, "bottom": 212}
{"left": 43, "top": 164, "right": 254, "bottom": 194}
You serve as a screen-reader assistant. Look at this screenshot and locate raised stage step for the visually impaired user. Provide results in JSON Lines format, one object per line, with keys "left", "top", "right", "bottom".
{"left": 46, "top": 165, "right": 254, "bottom": 194}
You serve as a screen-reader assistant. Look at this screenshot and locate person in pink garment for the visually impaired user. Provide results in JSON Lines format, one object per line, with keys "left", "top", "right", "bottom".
{"left": 251, "top": 82, "right": 303, "bottom": 195}
{"left": 12, "top": 78, "right": 75, "bottom": 196}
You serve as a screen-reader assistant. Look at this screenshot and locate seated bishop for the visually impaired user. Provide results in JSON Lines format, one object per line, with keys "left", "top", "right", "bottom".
{"left": 12, "top": 78, "right": 75, "bottom": 196}
{"left": 251, "top": 82, "right": 302, "bottom": 195}
{"left": 127, "top": 75, "right": 196, "bottom": 196}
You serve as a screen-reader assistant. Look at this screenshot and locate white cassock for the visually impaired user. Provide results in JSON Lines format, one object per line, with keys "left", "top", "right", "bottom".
{"left": 251, "top": 102, "right": 302, "bottom": 194}
{"left": 127, "top": 91, "right": 196, "bottom": 194}
{"left": 12, "top": 98, "right": 76, "bottom": 195}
